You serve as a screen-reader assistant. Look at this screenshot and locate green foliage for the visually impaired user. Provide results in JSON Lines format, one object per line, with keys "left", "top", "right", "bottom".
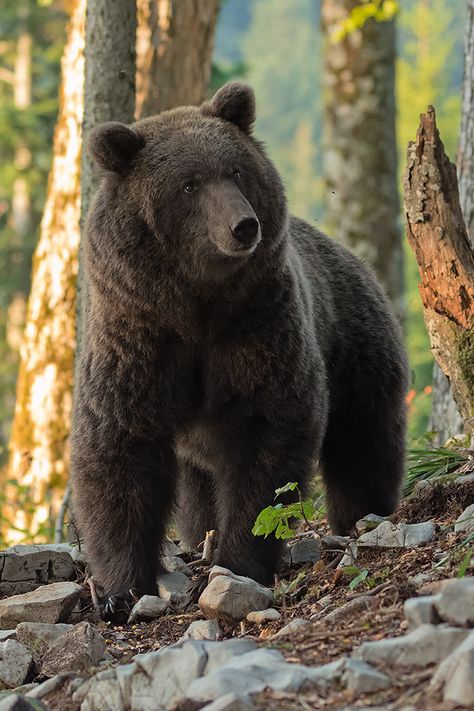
{"left": 404, "top": 445, "right": 470, "bottom": 495}
{"left": 331, "top": 0, "right": 399, "bottom": 43}
{"left": 252, "top": 482, "right": 316, "bottom": 540}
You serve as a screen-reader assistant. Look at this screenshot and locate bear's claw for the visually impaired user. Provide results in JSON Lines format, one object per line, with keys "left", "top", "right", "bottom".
{"left": 99, "top": 589, "right": 137, "bottom": 624}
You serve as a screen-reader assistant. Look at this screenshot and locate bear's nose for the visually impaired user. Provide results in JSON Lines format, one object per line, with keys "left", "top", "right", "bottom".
{"left": 231, "top": 217, "right": 260, "bottom": 247}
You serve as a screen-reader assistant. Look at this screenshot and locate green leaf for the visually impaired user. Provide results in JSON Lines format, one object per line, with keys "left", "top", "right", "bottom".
{"left": 349, "top": 569, "right": 369, "bottom": 590}
{"left": 457, "top": 549, "right": 473, "bottom": 578}
{"left": 274, "top": 482, "right": 299, "bottom": 497}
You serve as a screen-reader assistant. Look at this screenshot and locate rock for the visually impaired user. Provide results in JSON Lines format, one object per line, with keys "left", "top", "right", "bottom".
{"left": 455, "top": 504, "right": 474, "bottom": 534}
{"left": 342, "top": 659, "right": 391, "bottom": 693}
{"left": 455, "top": 472, "right": 474, "bottom": 484}
{"left": 0, "top": 639, "right": 33, "bottom": 689}
{"left": 41, "top": 621, "right": 105, "bottom": 676}
{"left": 272, "top": 618, "right": 311, "bottom": 638}
{"left": 0, "top": 632, "right": 15, "bottom": 643}
{"left": 317, "top": 594, "right": 333, "bottom": 608}
{"left": 202, "top": 639, "right": 257, "bottom": 675}
{"left": 338, "top": 541, "right": 358, "bottom": 568}
{"left": 354, "top": 624, "right": 469, "bottom": 668}
{"left": 181, "top": 619, "right": 221, "bottom": 641}
{"left": 163, "top": 555, "right": 192, "bottom": 575}
{"left": 0, "top": 695, "right": 48, "bottom": 711}
{"left": 403, "top": 596, "right": 440, "bottom": 628}
{"left": 288, "top": 538, "right": 321, "bottom": 566}
{"left": 156, "top": 571, "right": 189, "bottom": 608}
{"left": 357, "top": 520, "right": 436, "bottom": 548}
{"left": 26, "top": 671, "right": 77, "bottom": 699}
{"left": 201, "top": 692, "right": 253, "bottom": 710}
{"left": 417, "top": 578, "right": 453, "bottom": 596}
{"left": 162, "top": 538, "right": 184, "bottom": 557}
{"left": 199, "top": 570, "right": 272, "bottom": 621}
{"left": 430, "top": 630, "right": 474, "bottom": 707}
{"left": 0, "top": 584, "right": 37, "bottom": 598}
{"left": 16, "top": 622, "right": 73, "bottom": 663}
{"left": 131, "top": 640, "right": 208, "bottom": 710}
{"left": 246, "top": 609, "right": 281, "bottom": 624}
{"left": 323, "top": 596, "right": 377, "bottom": 625}
{"left": 128, "top": 596, "right": 168, "bottom": 623}
{"left": 0, "top": 582, "right": 82, "bottom": 629}
{"left": 434, "top": 577, "right": 474, "bottom": 626}
{"left": 355, "top": 514, "right": 386, "bottom": 535}
{"left": 78, "top": 675, "right": 126, "bottom": 711}
{"left": 0, "top": 546, "right": 76, "bottom": 593}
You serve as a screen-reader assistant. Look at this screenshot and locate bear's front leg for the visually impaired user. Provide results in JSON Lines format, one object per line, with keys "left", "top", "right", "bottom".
{"left": 72, "top": 426, "right": 176, "bottom": 623}
{"left": 214, "top": 426, "right": 318, "bottom": 586}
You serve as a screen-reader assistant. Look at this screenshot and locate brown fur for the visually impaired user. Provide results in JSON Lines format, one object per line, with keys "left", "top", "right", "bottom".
{"left": 71, "top": 83, "right": 409, "bottom": 618}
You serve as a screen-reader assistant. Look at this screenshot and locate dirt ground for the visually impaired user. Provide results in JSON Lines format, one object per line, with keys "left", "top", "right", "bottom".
{"left": 44, "top": 476, "right": 473, "bottom": 711}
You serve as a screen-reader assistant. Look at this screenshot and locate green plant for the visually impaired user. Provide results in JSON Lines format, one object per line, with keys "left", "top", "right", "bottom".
{"left": 404, "top": 446, "right": 469, "bottom": 496}
{"left": 252, "top": 481, "right": 320, "bottom": 540}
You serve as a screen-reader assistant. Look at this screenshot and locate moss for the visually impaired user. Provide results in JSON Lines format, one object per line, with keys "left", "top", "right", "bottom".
{"left": 456, "top": 324, "right": 474, "bottom": 414}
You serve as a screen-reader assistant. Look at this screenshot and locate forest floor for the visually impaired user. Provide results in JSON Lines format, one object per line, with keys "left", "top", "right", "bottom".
{"left": 47, "top": 475, "right": 473, "bottom": 711}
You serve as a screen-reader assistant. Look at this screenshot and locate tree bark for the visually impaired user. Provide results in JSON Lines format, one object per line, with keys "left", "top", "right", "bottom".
{"left": 430, "top": 0, "right": 474, "bottom": 442}
{"left": 321, "top": 0, "right": 404, "bottom": 319}
{"left": 3, "top": 0, "right": 86, "bottom": 543}
{"left": 403, "top": 106, "right": 474, "bottom": 437}
{"left": 135, "top": 0, "right": 219, "bottom": 119}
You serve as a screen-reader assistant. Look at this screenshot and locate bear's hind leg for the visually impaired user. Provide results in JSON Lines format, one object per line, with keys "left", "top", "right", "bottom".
{"left": 176, "top": 460, "right": 217, "bottom": 551}
{"left": 321, "top": 385, "right": 407, "bottom": 535}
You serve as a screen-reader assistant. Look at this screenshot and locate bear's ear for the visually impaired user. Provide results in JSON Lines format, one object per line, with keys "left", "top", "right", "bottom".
{"left": 202, "top": 82, "right": 256, "bottom": 134}
{"left": 88, "top": 122, "right": 145, "bottom": 174}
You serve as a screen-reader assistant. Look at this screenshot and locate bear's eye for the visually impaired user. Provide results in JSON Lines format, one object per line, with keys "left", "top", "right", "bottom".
{"left": 233, "top": 169, "right": 241, "bottom": 181}
{"left": 184, "top": 182, "right": 196, "bottom": 194}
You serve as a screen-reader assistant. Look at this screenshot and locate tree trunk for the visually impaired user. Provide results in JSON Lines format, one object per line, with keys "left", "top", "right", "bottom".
{"left": 135, "top": 0, "right": 219, "bottom": 118}
{"left": 321, "top": 0, "right": 404, "bottom": 319}
{"left": 403, "top": 107, "right": 474, "bottom": 437}
{"left": 2, "top": 0, "right": 86, "bottom": 543}
{"left": 459, "top": 0, "right": 474, "bottom": 245}
{"left": 429, "top": 0, "right": 474, "bottom": 442}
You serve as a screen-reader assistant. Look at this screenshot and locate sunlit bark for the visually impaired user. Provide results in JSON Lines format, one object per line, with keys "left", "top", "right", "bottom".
{"left": 135, "top": 0, "right": 219, "bottom": 118}
{"left": 3, "top": 0, "right": 85, "bottom": 543}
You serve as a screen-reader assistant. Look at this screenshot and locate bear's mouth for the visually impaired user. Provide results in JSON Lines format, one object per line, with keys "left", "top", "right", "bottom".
{"left": 217, "top": 237, "right": 261, "bottom": 258}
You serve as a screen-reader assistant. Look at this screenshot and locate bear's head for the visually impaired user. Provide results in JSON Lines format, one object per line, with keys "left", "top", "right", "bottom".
{"left": 88, "top": 83, "right": 287, "bottom": 286}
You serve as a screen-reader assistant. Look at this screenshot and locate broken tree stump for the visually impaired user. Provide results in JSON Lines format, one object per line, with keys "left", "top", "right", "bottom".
{"left": 403, "top": 106, "right": 474, "bottom": 436}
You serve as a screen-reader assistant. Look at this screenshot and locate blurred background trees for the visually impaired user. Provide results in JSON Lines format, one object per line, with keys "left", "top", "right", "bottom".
{"left": 0, "top": 0, "right": 471, "bottom": 542}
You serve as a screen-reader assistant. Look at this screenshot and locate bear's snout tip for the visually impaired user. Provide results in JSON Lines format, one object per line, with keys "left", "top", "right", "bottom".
{"left": 231, "top": 216, "right": 260, "bottom": 249}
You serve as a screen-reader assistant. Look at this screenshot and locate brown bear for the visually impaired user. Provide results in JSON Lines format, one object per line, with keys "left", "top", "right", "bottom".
{"left": 71, "top": 82, "right": 409, "bottom": 622}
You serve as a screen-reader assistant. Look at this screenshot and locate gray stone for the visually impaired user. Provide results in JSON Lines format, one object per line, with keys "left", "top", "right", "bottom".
{"left": 202, "top": 693, "right": 254, "bottom": 710}
{"left": 455, "top": 473, "right": 474, "bottom": 484}
{"left": 0, "top": 584, "right": 37, "bottom": 598}
{"left": 455, "top": 504, "right": 474, "bottom": 534}
{"left": 272, "top": 618, "right": 310, "bottom": 638}
{"left": 288, "top": 538, "right": 321, "bottom": 566}
{"left": 16, "top": 622, "right": 73, "bottom": 662}
{"left": 163, "top": 555, "right": 192, "bottom": 575}
{"left": 342, "top": 659, "right": 391, "bottom": 693}
{"left": 0, "top": 546, "right": 75, "bottom": 588}
{"left": 0, "top": 632, "right": 15, "bottom": 643}
{"left": 131, "top": 640, "right": 208, "bottom": 710}
{"left": 3, "top": 543, "right": 85, "bottom": 564}
{"left": 181, "top": 619, "right": 221, "bottom": 641}
{"left": 0, "top": 695, "right": 48, "bottom": 711}
{"left": 156, "top": 571, "right": 189, "bottom": 608}
{"left": 338, "top": 541, "right": 358, "bottom": 568}
{"left": 202, "top": 639, "right": 257, "bottom": 675}
{"left": 357, "top": 520, "right": 436, "bottom": 548}
{"left": 199, "top": 571, "right": 272, "bottom": 621}
{"left": 434, "top": 577, "right": 474, "bottom": 626}
{"left": 0, "top": 640, "right": 32, "bottom": 689}
{"left": 355, "top": 514, "right": 386, "bottom": 535}
{"left": 128, "top": 595, "right": 168, "bottom": 623}
{"left": 41, "top": 621, "right": 105, "bottom": 676}
{"left": 430, "top": 630, "right": 474, "bottom": 707}
{"left": 403, "top": 596, "right": 440, "bottom": 628}
{"left": 80, "top": 677, "right": 126, "bottom": 711}
{"left": 0, "top": 582, "right": 81, "bottom": 628}
{"left": 26, "top": 671, "right": 76, "bottom": 699}
{"left": 162, "top": 538, "right": 184, "bottom": 557}
{"left": 246, "top": 608, "right": 281, "bottom": 624}
{"left": 354, "top": 624, "right": 469, "bottom": 668}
